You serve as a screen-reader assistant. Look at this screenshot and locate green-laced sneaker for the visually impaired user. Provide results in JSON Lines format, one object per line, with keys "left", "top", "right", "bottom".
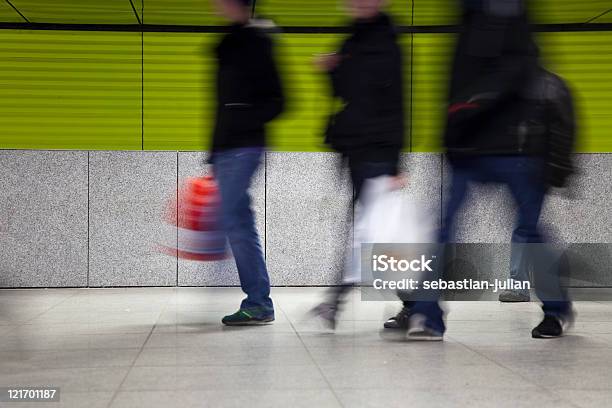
{"left": 222, "top": 309, "right": 275, "bottom": 326}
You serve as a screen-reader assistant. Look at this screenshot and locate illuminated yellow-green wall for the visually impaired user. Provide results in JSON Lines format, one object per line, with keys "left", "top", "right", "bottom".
{"left": 143, "top": 33, "right": 218, "bottom": 150}
{"left": 0, "top": 30, "right": 141, "bottom": 150}
{"left": 413, "top": 0, "right": 612, "bottom": 25}
{"left": 539, "top": 32, "right": 612, "bottom": 152}
{"left": 257, "top": 0, "right": 412, "bottom": 26}
{"left": 1, "top": 1, "right": 611, "bottom": 152}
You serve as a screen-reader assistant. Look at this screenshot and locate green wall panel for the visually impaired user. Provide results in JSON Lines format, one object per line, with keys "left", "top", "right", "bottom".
{"left": 267, "top": 34, "right": 339, "bottom": 151}
{"left": 2, "top": 0, "right": 610, "bottom": 26}
{"left": 599, "top": 11, "right": 612, "bottom": 23}
{"left": 0, "top": 30, "right": 141, "bottom": 150}
{"left": 257, "top": 0, "right": 411, "bottom": 26}
{"left": 9, "top": 0, "right": 139, "bottom": 24}
{"left": 0, "top": 2, "right": 23, "bottom": 22}
{"left": 530, "top": 1, "right": 612, "bottom": 24}
{"left": 411, "top": 34, "right": 454, "bottom": 152}
{"left": 143, "top": 33, "right": 219, "bottom": 151}
{"left": 539, "top": 32, "right": 612, "bottom": 152}
{"left": 412, "top": 0, "right": 611, "bottom": 25}
{"left": 133, "top": 0, "right": 143, "bottom": 21}
{"left": 142, "top": 0, "right": 222, "bottom": 25}
{"left": 413, "top": 0, "right": 460, "bottom": 26}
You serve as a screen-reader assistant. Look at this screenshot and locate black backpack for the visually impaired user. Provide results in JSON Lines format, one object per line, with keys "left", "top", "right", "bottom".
{"left": 445, "top": 67, "right": 576, "bottom": 188}
{"left": 529, "top": 68, "right": 577, "bottom": 187}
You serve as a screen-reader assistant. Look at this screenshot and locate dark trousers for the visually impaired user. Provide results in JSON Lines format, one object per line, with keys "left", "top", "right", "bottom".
{"left": 411, "top": 155, "right": 571, "bottom": 333}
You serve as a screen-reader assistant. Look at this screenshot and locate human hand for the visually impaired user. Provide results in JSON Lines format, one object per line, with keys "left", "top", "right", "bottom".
{"left": 389, "top": 174, "right": 407, "bottom": 190}
{"left": 314, "top": 53, "right": 341, "bottom": 72}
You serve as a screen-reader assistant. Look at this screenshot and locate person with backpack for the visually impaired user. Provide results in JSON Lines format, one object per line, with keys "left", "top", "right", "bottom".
{"left": 384, "top": 0, "right": 576, "bottom": 339}
{"left": 210, "top": 0, "right": 284, "bottom": 326}
{"left": 310, "top": 0, "right": 405, "bottom": 329}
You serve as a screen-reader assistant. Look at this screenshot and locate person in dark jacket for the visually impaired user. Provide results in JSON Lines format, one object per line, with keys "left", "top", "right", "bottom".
{"left": 210, "top": 0, "right": 284, "bottom": 326}
{"left": 310, "top": 0, "right": 405, "bottom": 329}
{"left": 385, "top": 0, "right": 575, "bottom": 339}
{"left": 323, "top": 2, "right": 404, "bottom": 197}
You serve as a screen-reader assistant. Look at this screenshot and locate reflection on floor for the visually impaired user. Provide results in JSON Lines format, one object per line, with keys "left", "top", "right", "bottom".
{"left": 0, "top": 287, "right": 611, "bottom": 407}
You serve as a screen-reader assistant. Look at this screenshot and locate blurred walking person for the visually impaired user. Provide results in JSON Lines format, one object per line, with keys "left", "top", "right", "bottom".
{"left": 391, "top": 0, "right": 575, "bottom": 339}
{"left": 311, "top": 0, "right": 405, "bottom": 329}
{"left": 210, "top": 0, "right": 284, "bottom": 325}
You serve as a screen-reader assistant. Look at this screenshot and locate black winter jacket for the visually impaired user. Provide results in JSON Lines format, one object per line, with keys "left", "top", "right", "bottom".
{"left": 210, "top": 23, "right": 284, "bottom": 154}
{"left": 444, "top": 5, "right": 540, "bottom": 155}
{"left": 325, "top": 13, "right": 404, "bottom": 173}
{"left": 445, "top": 4, "right": 577, "bottom": 187}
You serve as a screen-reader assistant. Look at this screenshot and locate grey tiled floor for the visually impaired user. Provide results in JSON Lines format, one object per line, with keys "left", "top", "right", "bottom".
{"left": 1, "top": 287, "right": 612, "bottom": 408}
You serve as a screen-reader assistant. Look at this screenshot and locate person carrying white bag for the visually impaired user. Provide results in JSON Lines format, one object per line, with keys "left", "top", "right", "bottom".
{"left": 311, "top": 174, "right": 436, "bottom": 330}
{"left": 310, "top": 0, "right": 410, "bottom": 329}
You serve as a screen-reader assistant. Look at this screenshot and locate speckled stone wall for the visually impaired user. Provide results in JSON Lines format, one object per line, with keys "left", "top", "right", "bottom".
{"left": 0, "top": 151, "right": 609, "bottom": 287}
{"left": 0, "top": 151, "right": 88, "bottom": 287}
{"left": 266, "top": 152, "right": 352, "bottom": 285}
{"left": 444, "top": 154, "right": 612, "bottom": 244}
{"left": 88, "top": 151, "right": 177, "bottom": 287}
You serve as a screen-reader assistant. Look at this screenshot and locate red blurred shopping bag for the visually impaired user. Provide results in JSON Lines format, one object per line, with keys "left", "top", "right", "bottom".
{"left": 159, "top": 175, "right": 228, "bottom": 261}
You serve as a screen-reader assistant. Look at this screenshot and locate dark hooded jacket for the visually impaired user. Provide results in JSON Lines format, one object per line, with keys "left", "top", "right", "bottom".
{"left": 446, "top": 1, "right": 576, "bottom": 186}
{"left": 445, "top": 0, "right": 540, "bottom": 155}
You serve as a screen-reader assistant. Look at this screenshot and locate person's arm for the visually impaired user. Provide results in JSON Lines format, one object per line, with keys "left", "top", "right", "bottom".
{"left": 328, "top": 58, "right": 346, "bottom": 99}
{"left": 251, "top": 37, "right": 285, "bottom": 123}
{"left": 325, "top": 39, "right": 351, "bottom": 99}
{"left": 545, "top": 75, "right": 576, "bottom": 187}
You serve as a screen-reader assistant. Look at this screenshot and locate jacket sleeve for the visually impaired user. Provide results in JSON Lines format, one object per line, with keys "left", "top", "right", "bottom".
{"left": 329, "top": 45, "right": 349, "bottom": 99}
{"left": 545, "top": 76, "right": 576, "bottom": 187}
{"left": 251, "top": 38, "right": 285, "bottom": 123}
{"left": 379, "top": 44, "right": 405, "bottom": 149}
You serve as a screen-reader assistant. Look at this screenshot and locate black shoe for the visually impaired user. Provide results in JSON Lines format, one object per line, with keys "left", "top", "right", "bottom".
{"left": 532, "top": 314, "right": 573, "bottom": 338}
{"left": 222, "top": 309, "right": 274, "bottom": 326}
{"left": 384, "top": 306, "right": 411, "bottom": 329}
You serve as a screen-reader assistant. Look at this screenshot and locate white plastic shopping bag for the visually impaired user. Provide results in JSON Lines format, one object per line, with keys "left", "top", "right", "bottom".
{"left": 344, "top": 176, "right": 437, "bottom": 284}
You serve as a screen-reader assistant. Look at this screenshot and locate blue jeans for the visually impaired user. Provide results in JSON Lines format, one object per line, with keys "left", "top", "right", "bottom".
{"left": 412, "top": 156, "right": 570, "bottom": 333}
{"left": 213, "top": 148, "right": 273, "bottom": 315}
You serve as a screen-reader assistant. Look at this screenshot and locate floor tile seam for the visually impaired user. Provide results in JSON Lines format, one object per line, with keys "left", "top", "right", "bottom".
{"left": 105, "top": 296, "right": 169, "bottom": 408}
{"left": 456, "top": 340, "right": 582, "bottom": 408}
{"left": 277, "top": 301, "right": 345, "bottom": 408}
